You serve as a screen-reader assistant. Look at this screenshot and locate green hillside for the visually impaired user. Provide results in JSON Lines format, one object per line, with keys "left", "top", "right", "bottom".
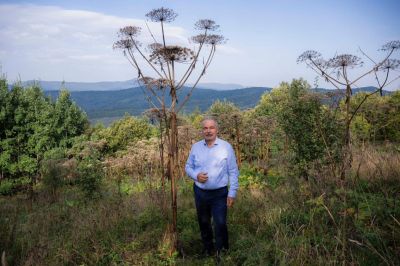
{"left": 46, "top": 87, "right": 271, "bottom": 121}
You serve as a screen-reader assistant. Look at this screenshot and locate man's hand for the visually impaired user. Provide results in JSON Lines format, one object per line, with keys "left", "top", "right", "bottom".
{"left": 197, "top": 172, "right": 208, "bottom": 183}
{"left": 227, "top": 197, "right": 235, "bottom": 208}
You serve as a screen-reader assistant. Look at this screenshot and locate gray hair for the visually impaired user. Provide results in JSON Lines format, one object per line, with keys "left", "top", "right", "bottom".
{"left": 201, "top": 116, "right": 219, "bottom": 129}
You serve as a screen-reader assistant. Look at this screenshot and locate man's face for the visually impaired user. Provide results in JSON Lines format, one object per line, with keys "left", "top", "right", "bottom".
{"left": 202, "top": 120, "right": 218, "bottom": 142}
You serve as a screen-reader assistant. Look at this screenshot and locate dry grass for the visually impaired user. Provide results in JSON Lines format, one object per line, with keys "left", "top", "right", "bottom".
{"left": 352, "top": 143, "right": 400, "bottom": 181}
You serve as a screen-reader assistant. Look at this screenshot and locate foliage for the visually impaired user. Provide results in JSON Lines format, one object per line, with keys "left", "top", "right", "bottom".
{"left": 349, "top": 91, "right": 400, "bottom": 142}
{"left": 1, "top": 149, "right": 398, "bottom": 265}
{"left": 2, "top": 65, "right": 400, "bottom": 264}
{"left": 76, "top": 152, "right": 104, "bottom": 199}
{"left": 206, "top": 99, "right": 241, "bottom": 141}
{"left": 275, "top": 79, "right": 343, "bottom": 178}
{"left": 0, "top": 78, "right": 88, "bottom": 182}
{"left": 53, "top": 90, "right": 89, "bottom": 148}
{"left": 41, "top": 159, "right": 65, "bottom": 201}
{"left": 0, "top": 177, "right": 30, "bottom": 196}
{"left": 239, "top": 163, "right": 285, "bottom": 190}
{"left": 350, "top": 114, "right": 371, "bottom": 141}
{"left": 97, "top": 115, "right": 153, "bottom": 152}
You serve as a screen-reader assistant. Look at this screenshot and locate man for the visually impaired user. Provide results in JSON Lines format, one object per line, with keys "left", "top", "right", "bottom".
{"left": 185, "top": 117, "right": 239, "bottom": 258}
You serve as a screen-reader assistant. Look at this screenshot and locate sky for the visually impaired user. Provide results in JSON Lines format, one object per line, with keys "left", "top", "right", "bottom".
{"left": 0, "top": 0, "right": 399, "bottom": 90}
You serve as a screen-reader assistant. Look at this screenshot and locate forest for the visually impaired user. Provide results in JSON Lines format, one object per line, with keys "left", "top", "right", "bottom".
{"left": 1, "top": 6, "right": 400, "bottom": 266}
{"left": 1, "top": 75, "right": 399, "bottom": 265}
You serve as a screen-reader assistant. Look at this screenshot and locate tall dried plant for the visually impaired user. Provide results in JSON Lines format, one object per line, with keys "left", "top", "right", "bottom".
{"left": 298, "top": 41, "right": 400, "bottom": 180}
{"left": 113, "top": 7, "right": 225, "bottom": 253}
{"left": 298, "top": 41, "right": 400, "bottom": 263}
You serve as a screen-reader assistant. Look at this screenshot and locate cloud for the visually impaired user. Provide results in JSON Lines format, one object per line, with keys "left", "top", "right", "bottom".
{"left": 217, "top": 45, "right": 242, "bottom": 55}
{"left": 0, "top": 4, "right": 191, "bottom": 81}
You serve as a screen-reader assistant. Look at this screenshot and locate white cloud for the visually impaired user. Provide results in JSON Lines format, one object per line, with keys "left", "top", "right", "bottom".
{"left": 217, "top": 45, "right": 242, "bottom": 55}
{"left": 0, "top": 4, "right": 191, "bottom": 81}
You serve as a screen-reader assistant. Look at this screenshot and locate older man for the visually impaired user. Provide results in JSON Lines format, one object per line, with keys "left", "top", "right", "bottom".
{"left": 185, "top": 117, "right": 239, "bottom": 258}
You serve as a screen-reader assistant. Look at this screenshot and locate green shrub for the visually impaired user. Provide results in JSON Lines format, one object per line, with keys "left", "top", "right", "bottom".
{"left": 0, "top": 177, "right": 30, "bottom": 195}
{"left": 77, "top": 155, "right": 104, "bottom": 199}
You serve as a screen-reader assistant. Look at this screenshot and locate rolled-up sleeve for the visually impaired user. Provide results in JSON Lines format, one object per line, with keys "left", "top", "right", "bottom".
{"left": 227, "top": 145, "right": 239, "bottom": 198}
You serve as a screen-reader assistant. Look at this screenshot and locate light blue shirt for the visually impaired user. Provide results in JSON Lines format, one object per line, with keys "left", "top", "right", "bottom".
{"left": 185, "top": 137, "right": 239, "bottom": 198}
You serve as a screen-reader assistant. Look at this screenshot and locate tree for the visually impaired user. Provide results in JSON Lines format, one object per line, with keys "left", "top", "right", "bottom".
{"left": 113, "top": 7, "right": 225, "bottom": 252}
{"left": 349, "top": 91, "right": 400, "bottom": 142}
{"left": 53, "top": 90, "right": 89, "bottom": 148}
{"left": 104, "top": 115, "right": 153, "bottom": 152}
{"left": 207, "top": 100, "right": 242, "bottom": 166}
{"left": 0, "top": 80, "right": 89, "bottom": 197}
{"left": 298, "top": 41, "right": 400, "bottom": 179}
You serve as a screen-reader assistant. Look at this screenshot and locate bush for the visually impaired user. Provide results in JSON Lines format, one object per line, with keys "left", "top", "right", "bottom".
{"left": 0, "top": 177, "right": 30, "bottom": 196}
{"left": 41, "top": 159, "right": 65, "bottom": 201}
{"left": 77, "top": 154, "right": 104, "bottom": 199}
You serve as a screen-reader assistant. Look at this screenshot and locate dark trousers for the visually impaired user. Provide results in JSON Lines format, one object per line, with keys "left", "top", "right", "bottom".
{"left": 194, "top": 184, "right": 229, "bottom": 252}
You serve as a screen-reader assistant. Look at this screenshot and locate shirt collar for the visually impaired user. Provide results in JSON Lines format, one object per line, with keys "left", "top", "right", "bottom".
{"left": 203, "top": 137, "right": 220, "bottom": 146}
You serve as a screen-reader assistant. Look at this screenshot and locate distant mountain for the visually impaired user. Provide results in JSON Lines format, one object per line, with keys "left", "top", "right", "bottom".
{"left": 45, "top": 86, "right": 271, "bottom": 122}
{"left": 17, "top": 79, "right": 244, "bottom": 91}
{"left": 311, "top": 86, "right": 391, "bottom": 96}
{"left": 21, "top": 79, "right": 139, "bottom": 91}
{"left": 195, "top": 82, "right": 244, "bottom": 90}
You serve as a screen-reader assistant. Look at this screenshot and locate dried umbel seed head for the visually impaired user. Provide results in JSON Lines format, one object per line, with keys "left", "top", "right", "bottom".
{"left": 326, "top": 54, "right": 363, "bottom": 69}
{"left": 195, "top": 19, "right": 219, "bottom": 31}
{"left": 153, "top": 78, "right": 170, "bottom": 89}
{"left": 150, "top": 45, "right": 195, "bottom": 64}
{"left": 147, "top": 43, "right": 163, "bottom": 53}
{"left": 297, "top": 50, "right": 322, "bottom": 63}
{"left": 113, "top": 39, "right": 136, "bottom": 50}
{"left": 191, "top": 34, "right": 208, "bottom": 44}
{"left": 379, "top": 59, "right": 400, "bottom": 70}
{"left": 191, "top": 34, "right": 226, "bottom": 45}
{"left": 140, "top": 77, "right": 170, "bottom": 90}
{"left": 205, "top": 34, "right": 226, "bottom": 45}
{"left": 118, "top": 26, "right": 141, "bottom": 38}
{"left": 381, "top": 40, "right": 400, "bottom": 51}
{"left": 139, "top": 76, "right": 155, "bottom": 85}
{"left": 312, "top": 58, "right": 328, "bottom": 69}
{"left": 144, "top": 108, "right": 164, "bottom": 120}
{"left": 146, "top": 7, "right": 177, "bottom": 23}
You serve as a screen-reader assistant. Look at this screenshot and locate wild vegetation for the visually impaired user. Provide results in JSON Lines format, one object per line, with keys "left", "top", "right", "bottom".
{"left": 1, "top": 73, "right": 400, "bottom": 265}
{"left": 1, "top": 6, "right": 399, "bottom": 264}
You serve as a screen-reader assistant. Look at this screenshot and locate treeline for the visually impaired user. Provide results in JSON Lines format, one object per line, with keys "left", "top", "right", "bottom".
{"left": 0, "top": 78, "right": 88, "bottom": 190}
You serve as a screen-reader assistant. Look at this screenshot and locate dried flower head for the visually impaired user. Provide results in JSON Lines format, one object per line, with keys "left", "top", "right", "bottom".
{"left": 378, "top": 59, "right": 400, "bottom": 70}
{"left": 297, "top": 50, "right": 322, "bottom": 63}
{"left": 205, "top": 34, "right": 226, "bottom": 45}
{"left": 147, "top": 43, "right": 163, "bottom": 53}
{"left": 146, "top": 7, "right": 177, "bottom": 23}
{"left": 113, "top": 39, "right": 136, "bottom": 50}
{"left": 144, "top": 108, "right": 164, "bottom": 120}
{"left": 118, "top": 26, "right": 141, "bottom": 38}
{"left": 140, "top": 77, "right": 170, "bottom": 90}
{"left": 139, "top": 76, "right": 155, "bottom": 85}
{"left": 153, "top": 78, "right": 170, "bottom": 89}
{"left": 191, "top": 34, "right": 226, "bottom": 45}
{"left": 150, "top": 45, "right": 195, "bottom": 64}
{"left": 313, "top": 58, "right": 328, "bottom": 69}
{"left": 191, "top": 34, "right": 207, "bottom": 44}
{"left": 326, "top": 54, "right": 363, "bottom": 69}
{"left": 195, "top": 19, "right": 219, "bottom": 31}
{"left": 381, "top": 40, "right": 400, "bottom": 51}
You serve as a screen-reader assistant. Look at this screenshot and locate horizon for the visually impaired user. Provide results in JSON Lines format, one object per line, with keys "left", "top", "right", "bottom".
{"left": 15, "top": 79, "right": 394, "bottom": 93}
{"left": 0, "top": 0, "right": 399, "bottom": 91}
